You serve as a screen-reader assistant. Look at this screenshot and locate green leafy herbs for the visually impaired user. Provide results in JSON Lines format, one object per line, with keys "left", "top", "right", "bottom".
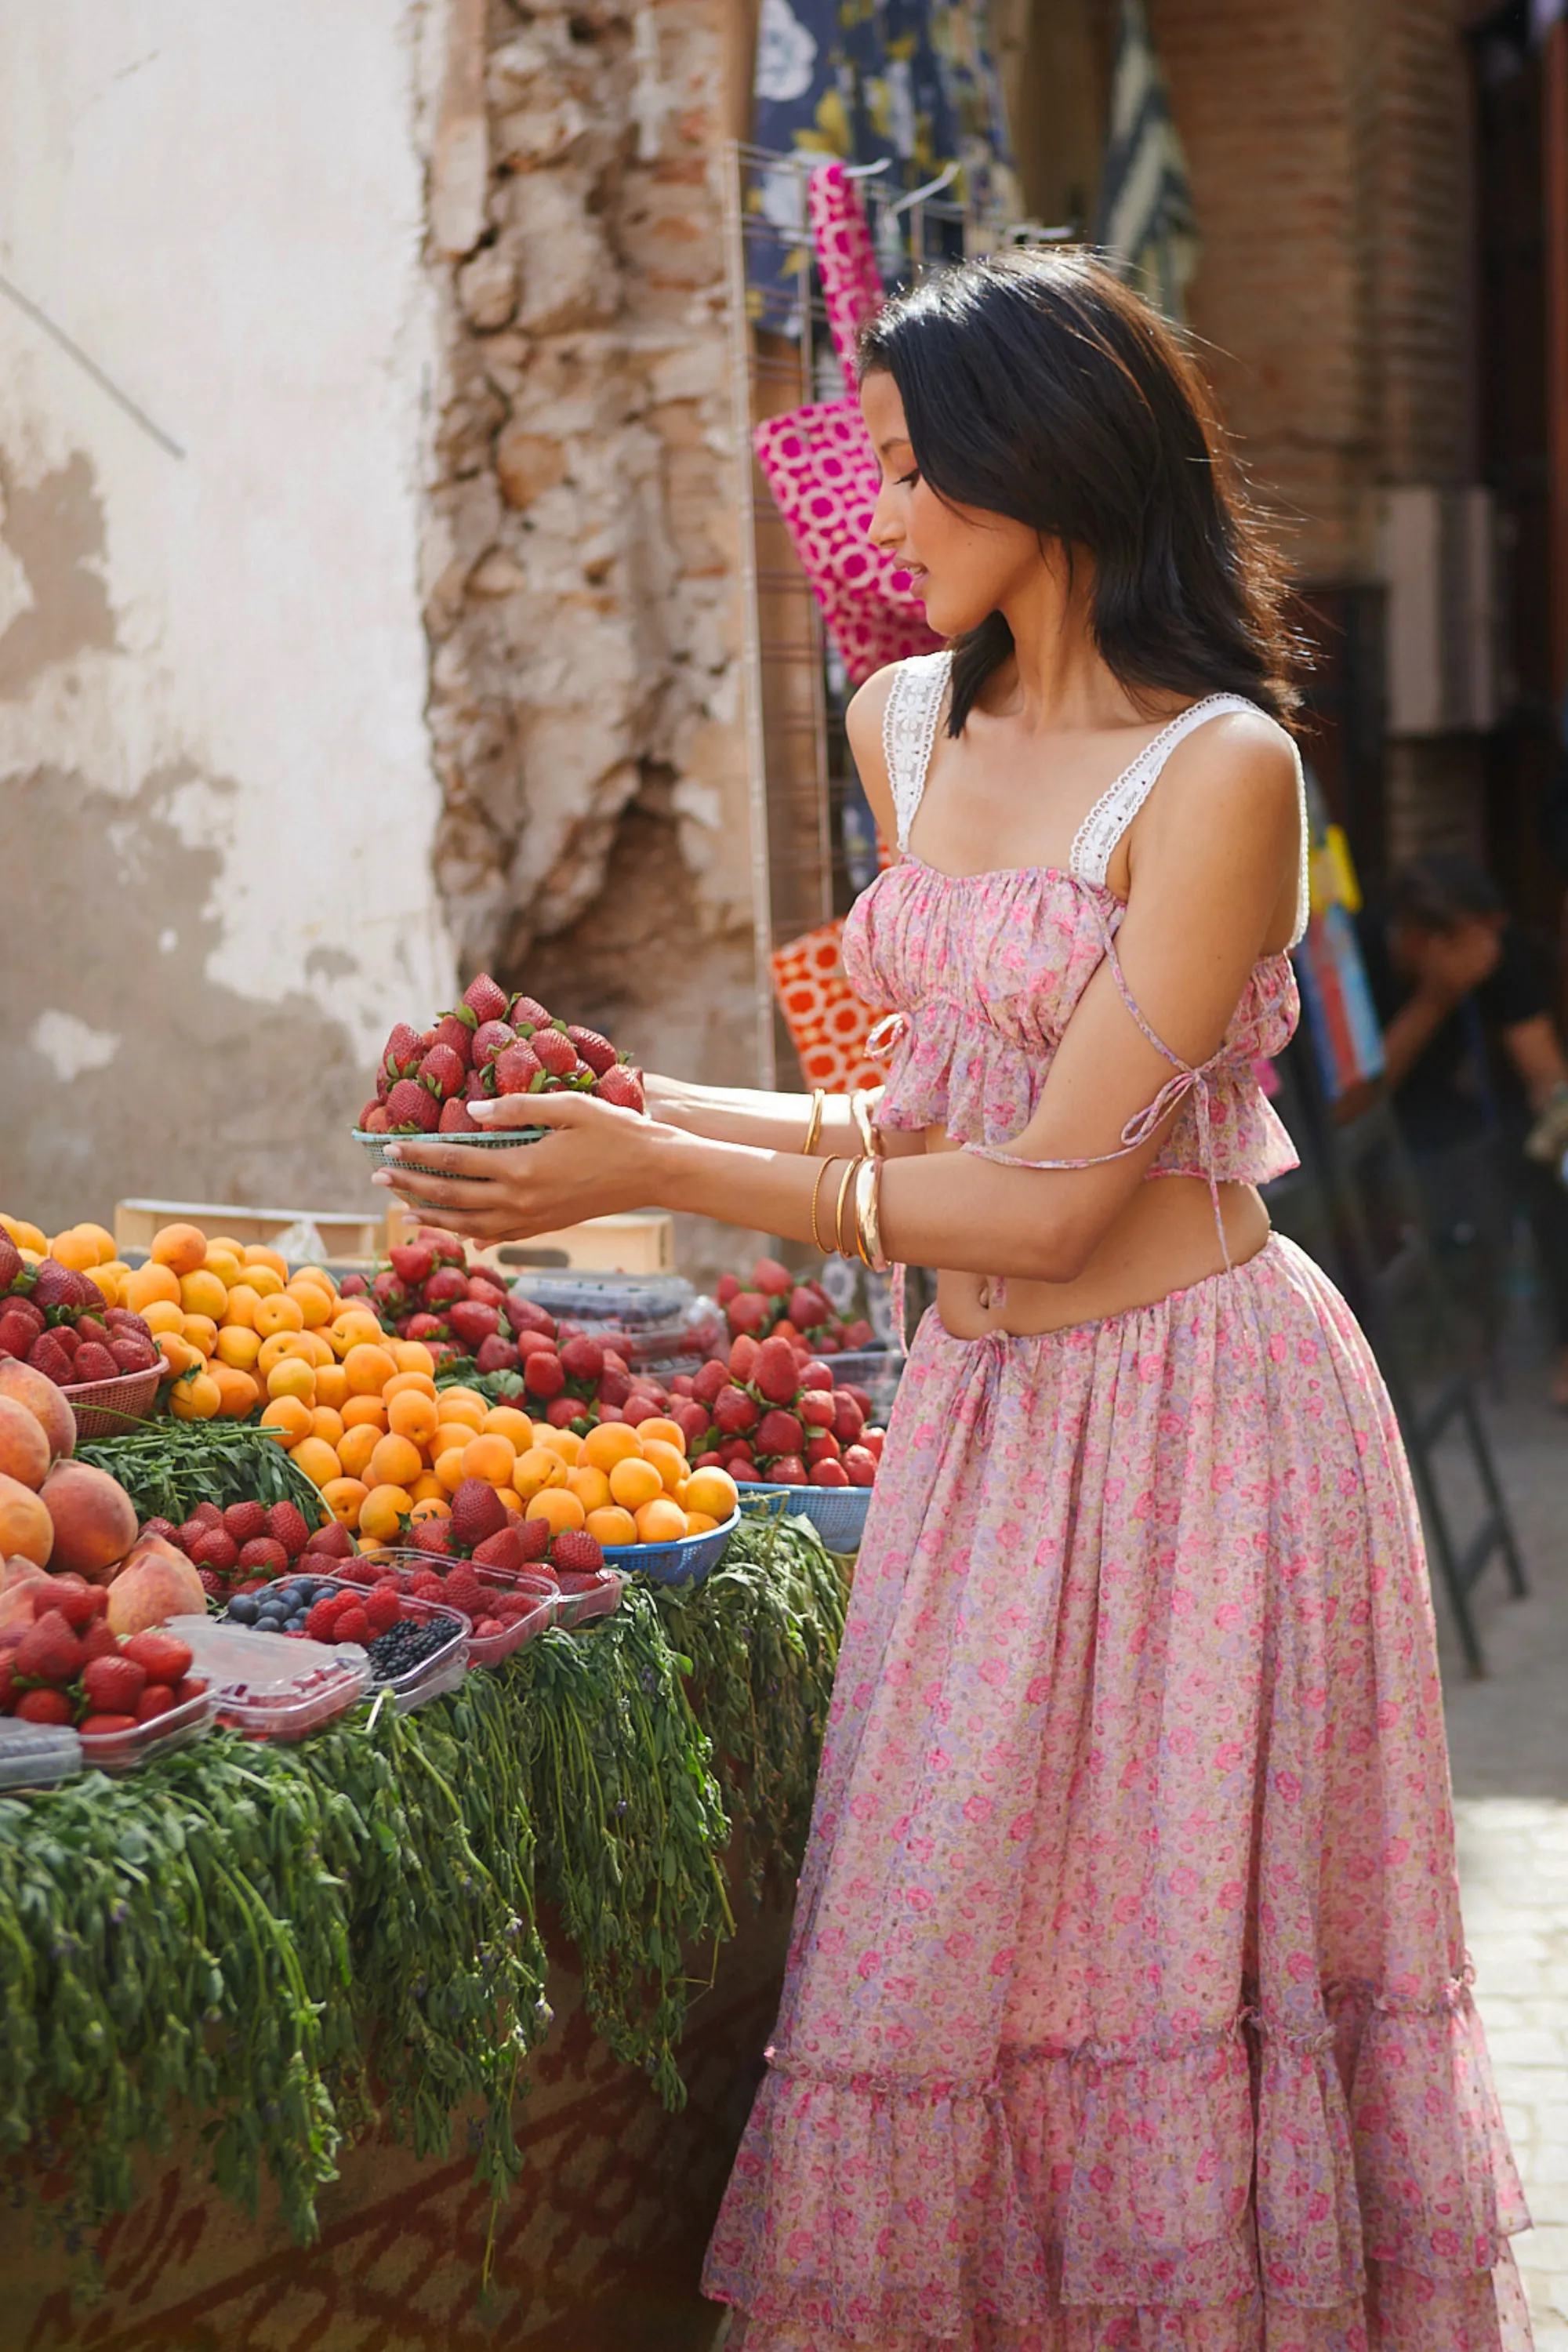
{"left": 0, "top": 1513, "right": 848, "bottom": 2254}
{"left": 76, "top": 1420, "right": 325, "bottom": 1528}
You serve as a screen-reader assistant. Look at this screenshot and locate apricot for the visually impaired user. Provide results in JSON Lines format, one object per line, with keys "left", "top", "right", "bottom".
{"left": 310, "top": 1405, "right": 346, "bottom": 1449}
{"left": 359, "top": 1483, "right": 413, "bottom": 1542}
{"left": 124, "top": 1261, "right": 181, "bottom": 1313}
{"left": 387, "top": 1390, "right": 439, "bottom": 1449}
{"left": 463, "top": 1432, "right": 517, "bottom": 1489}
{"left": 434, "top": 1445, "right": 468, "bottom": 1493}
{"left": 40, "top": 1460, "right": 138, "bottom": 1580}
{"left": 151, "top": 1222, "right": 209, "bottom": 1277}
{"left": 641, "top": 1439, "right": 687, "bottom": 1497}
{"left": 368, "top": 1432, "right": 424, "bottom": 1490}
{"left": 260, "top": 1396, "right": 313, "bottom": 1445}
{"left": 684, "top": 1512, "right": 720, "bottom": 1535}
{"left": 513, "top": 1445, "right": 566, "bottom": 1500}
{"left": 0, "top": 1359, "right": 76, "bottom": 1462}
{"left": 343, "top": 1342, "right": 397, "bottom": 1396}
{"left": 633, "top": 1497, "right": 688, "bottom": 1545}
{"left": 314, "top": 1363, "right": 349, "bottom": 1411}
{"left": 157, "top": 1333, "right": 201, "bottom": 1378}
{"left": 84, "top": 1265, "right": 122, "bottom": 1306}
{"left": 180, "top": 1269, "right": 229, "bottom": 1322}
{"left": 583, "top": 1422, "right": 642, "bottom": 1473}
{"left": 170, "top": 1370, "right": 222, "bottom": 1421}
{"left": 437, "top": 1388, "right": 488, "bottom": 1427}
{"left": 321, "top": 1477, "right": 368, "bottom": 1528}
{"left": 242, "top": 1262, "right": 285, "bottom": 1300}
{"left": 267, "top": 1357, "right": 316, "bottom": 1404}
{"left": 383, "top": 1369, "right": 438, "bottom": 1406}
{"left": 409, "top": 1493, "right": 451, "bottom": 1522}
{"left": 338, "top": 1423, "right": 382, "bottom": 1481}
{"left": 203, "top": 1247, "right": 244, "bottom": 1289}
{"left": 409, "top": 1474, "right": 448, "bottom": 1505}
{"left": 0, "top": 1472, "right": 53, "bottom": 1565}
{"left": 290, "top": 1436, "right": 343, "bottom": 1489}
{"left": 255, "top": 1292, "right": 306, "bottom": 1339}
{"left": 523, "top": 1486, "right": 586, "bottom": 1536}
{"left": 682, "top": 1465, "right": 739, "bottom": 1521}
{"left": 216, "top": 1324, "right": 262, "bottom": 1370}
{"left": 535, "top": 1425, "right": 581, "bottom": 1465}
{"left": 608, "top": 1455, "right": 662, "bottom": 1512}
{"left": 566, "top": 1464, "right": 612, "bottom": 1515}
{"left": 634, "top": 1417, "right": 688, "bottom": 1457}
{"left": 390, "top": 1340, "right": 437, "bottom": 1375}
{"left": 182, "top": 1313, "right": 219, "bottom": 1358}
{"left": 288, "top": 1279, "right": 333, "bottom": 1329}
{"left": 481, "top": 1405, "right": 533, "bottom": 1451}
{"left": 585, "top": 1504, "right": 637, "bottom": 1548}
{"left": 223, "top": 1283, "right": 262, "bottom": 1330}
{"left": 0, "top": 1397, "right": 50, "bottom": 1491}
{"left": 243, "top": 1244, "right": 289, "bottom": 1279}
{"left": 340, "top": 1394, "right": 387, "bottom": 1432}
{"left": 212, "top": 1363, "right": 263, "bottom": 1417}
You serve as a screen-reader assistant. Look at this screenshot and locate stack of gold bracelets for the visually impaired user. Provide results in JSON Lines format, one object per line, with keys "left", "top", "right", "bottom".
{"left": 800, "top": 1087, "right": 890, "bottom": 1273}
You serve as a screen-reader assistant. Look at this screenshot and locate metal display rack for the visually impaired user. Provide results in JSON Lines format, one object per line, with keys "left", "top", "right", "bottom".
{"left": 721, "top": 140, "right": 1047, "bottom": 1083}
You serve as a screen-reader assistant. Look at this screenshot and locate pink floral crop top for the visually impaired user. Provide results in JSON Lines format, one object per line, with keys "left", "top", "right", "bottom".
{"left": 840, "top": 652, "right": 1308, "bottom": 1245}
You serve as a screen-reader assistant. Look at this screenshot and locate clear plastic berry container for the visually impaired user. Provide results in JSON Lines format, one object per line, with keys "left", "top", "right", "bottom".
{"left": 368, "top": 1552, "right": 558, "bottom": 1669}
{"left": 165, "top": 1615, "right": 371, "bottom": 1744}
{"left": 550, "top": 1567, "right": 626, "bottom": 1627}
{"left": 0, "top": 1719, "right": 83, "bottom": 1790}
{"left": 253, "top": 1578, "right": 471, "bottom": 1714}
{"left": 78, "top": 1686, "right": 218, "bottom": 1775}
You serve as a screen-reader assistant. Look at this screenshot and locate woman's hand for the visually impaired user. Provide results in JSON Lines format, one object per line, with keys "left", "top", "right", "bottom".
{"left": 370, "top": 1091, "right": 673, "bottom": 1243}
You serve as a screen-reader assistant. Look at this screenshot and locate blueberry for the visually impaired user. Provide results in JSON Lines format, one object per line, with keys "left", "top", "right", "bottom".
{"left": 287, "top": 1611, "right": 308, "bottom": 1630}
{"left": 228, "top": 1594, "right": 259, "bottom": 1625}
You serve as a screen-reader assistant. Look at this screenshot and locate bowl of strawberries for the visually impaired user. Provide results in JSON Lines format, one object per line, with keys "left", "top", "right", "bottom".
{"left": 354, "top": 975, "right": 645, "bottom": 1178}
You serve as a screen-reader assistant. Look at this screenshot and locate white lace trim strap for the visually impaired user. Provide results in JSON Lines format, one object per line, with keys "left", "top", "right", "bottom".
{"left": 881, "top": 649, "right": 953, "bottom": 853}
{"left": 1068, "top": 693, "right": 1262, "bottom": 887}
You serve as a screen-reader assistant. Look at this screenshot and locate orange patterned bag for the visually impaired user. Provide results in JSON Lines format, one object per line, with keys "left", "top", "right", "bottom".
{"left": 770, "top": 917, "right": 891, "bottom": 1092}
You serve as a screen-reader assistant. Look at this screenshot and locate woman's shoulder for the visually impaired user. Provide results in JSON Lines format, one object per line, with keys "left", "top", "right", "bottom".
{"left": 1150, "top": 700, "right": 1301, "bottom": 834}
{"left": 846, "top": 651, "right": 953, "bottom": 810}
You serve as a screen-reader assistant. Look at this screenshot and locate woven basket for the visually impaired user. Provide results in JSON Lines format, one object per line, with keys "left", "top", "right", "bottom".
{"left": 353, "top": 1125, "right": 546, "bottom": 1179}
{"left": 60, "top": 1365, "right": 163, "bottom": 1439}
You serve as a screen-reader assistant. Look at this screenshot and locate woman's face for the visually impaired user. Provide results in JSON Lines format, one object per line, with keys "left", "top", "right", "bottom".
{"left": 861, "top": 368, "right": 1045, "bottom": 639}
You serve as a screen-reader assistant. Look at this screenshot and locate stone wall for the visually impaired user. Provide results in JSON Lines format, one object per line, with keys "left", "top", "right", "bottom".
{"left": 423, "top": 0, "right": 763, "bottom": 1112}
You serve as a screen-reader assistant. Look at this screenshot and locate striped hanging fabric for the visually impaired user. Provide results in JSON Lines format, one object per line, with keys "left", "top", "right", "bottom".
{"left": 1094, "top": 0, "right": 1199, "bottom": 321}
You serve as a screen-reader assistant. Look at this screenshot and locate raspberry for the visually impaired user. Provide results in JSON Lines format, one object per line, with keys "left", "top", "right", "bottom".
{"left": 305, "top": 1599, "right": 342, "bottom": 1643}
{"left": 410, "top": 1574, "right": 448, "bottom": 1603}
{"left": 366, "top": 1586, "right": 403, "bottom": 1635}
{"left": 334, "top": 1606, "right": 372, "bottom": 1647}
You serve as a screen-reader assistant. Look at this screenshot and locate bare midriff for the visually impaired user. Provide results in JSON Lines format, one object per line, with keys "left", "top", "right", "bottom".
{"left": 919, "top": 1127, "right": 1272, "bottom": 1340}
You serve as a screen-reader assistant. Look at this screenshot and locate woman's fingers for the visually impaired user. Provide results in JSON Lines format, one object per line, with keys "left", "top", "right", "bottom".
{"left": 372, "top": 1165, "right": 501, "bottom": 1211}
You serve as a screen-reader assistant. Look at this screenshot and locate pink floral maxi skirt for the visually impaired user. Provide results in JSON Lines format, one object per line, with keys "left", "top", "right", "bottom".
{"left": 703, "top": 1236, "right": 1532, "bottom": 2350}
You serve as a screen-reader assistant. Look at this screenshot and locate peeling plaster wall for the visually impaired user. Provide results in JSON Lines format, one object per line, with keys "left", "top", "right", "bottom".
{"left": 423, "top": 1, "right": 760, "bottom": 1125}
{"left": 0, "top": 5, "right": 452, "bottom": 1229}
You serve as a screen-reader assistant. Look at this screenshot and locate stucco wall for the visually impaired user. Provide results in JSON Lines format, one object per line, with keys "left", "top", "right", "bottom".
{"left": 0, "top": 3, "right": 452, "bottom": 1229}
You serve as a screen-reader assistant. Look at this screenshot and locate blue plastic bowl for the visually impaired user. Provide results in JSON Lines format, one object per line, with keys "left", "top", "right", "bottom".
{"left": 739, "top": 1481, "right": 874, "bottom": 1552}
{"left": 604, "top": 1508, "right": 740, "bottom": 1588}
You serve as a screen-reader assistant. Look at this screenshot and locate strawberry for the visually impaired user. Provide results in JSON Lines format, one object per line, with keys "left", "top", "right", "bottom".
{"left": 266, "top": 1501, "right": 312, "bottom": 1560}
{"left": 789, "top": 1284, "right": 830, "bottom": 1331}
{"left": 475, "top": 1334, "right": 518, "bottom": 1374}
{"left": 471, "top": 1526, "right": 528, "bottom": 1573}
{"left": 507, "top": 993, "right": 550, "bottom": 1028}
{"left": 450, "top": 1478, "right": 506, "bottom": 1549}
{"left": 769, "top": 1454, "right": 807, "bottom": 1484}
{"left": 550, "top": 1529, "right": 604, "bottom": 1574}
{"left": 82, "top": 1619, "right": 121, "bottom": 1662}
{"left": 360, "top": 1097, "right": 383, "bottom": 1130}
{"left": 197, "top": 1569, "right": 227, "bottom": 1600}
{"left": 306, "top": 1519, "right": 356, "bottom": 1559}
{"left": 409, "top": 1519, "right": 453, "bottom": 1557}
{"left": 136, "top": 1685, "right": 177, "bottom": 1722}
{"left": 492, "top": 1040, "right": 543, "bottom": 1094}
{"left": 425, "top": 1266, "right": 469, "bottom": 1308}
{"left": 83, "top": 1654, "right": 147, "bottom": 1714}
{"left": 68, "top": 1340, "right": 118, "bottom": 1385}
{"left": 439, "top": 1097, "right": 481, "bottom": 1133}
{"left": 811, "top": 1459, "right": 850, "bottom": 1486}
{"left": 45, "top": 1578, "right": 101, "bottom": 1632}
{"left": 558, "top": 1334, "right": 605, "bottom": 1383}
{"left": 430, "top": 1014, "right": 474, "bottom": 1065}
{"left": 713, "top": 1385, "right": 759, "bottom": 1435}
{"left": 755, "top": 1409, "right": 804, "bottom": 1460}
{"left": 462, "top": 974, "right": 510, "bottom": 1025}
{"left": 0, "top": 1310, "right": 38, "bottom": 1359}
{"left": 841, "top": 1445, "right": 877, "bottom": 1486}
{"left": 29, "top": 1259, "right": 79, "bottom": 1312}
{"left": 223, "top": 1501, "right": 267, "bottom": 1544}
{"left": 691, "top": 1358, "right": 730, "bottom": 1406}
{"left": 512, "top": 1514, "right": 553, "bottom": 1563}
{"left": 800, "top": 1357, "right": 836, "bottom": 1391}
{"left": 565, "top": 1025, "right": 617, "bottom": 1076}
{"left": 389, "top": 1241, "right": 436, "bottom": 1287}
{"left": 15, "top": 1610, "right": 85, "bottom": 1684}
{"left": 522, "top": 1350, "right": 565, "bottom": 1399}
{"left": 79, "top": 1712, "right": 137, "bottom": 1737}
{"left": 110, "top": 1336, "right": 160, "bottom": 1374}
{"left": 175, "top": 1676, "right": 208, "bottom": 1704}
{"left": 670, "top": 1399, "right": 710, "bottom": 1451}
{"left": 191, "top": 1527, "right": 240, "bottom": 1573}
{"left": 52, "top": 1327, "right": 82, "bottom": 1362}
{"left": 833, "top": 1392, "right": 866, "bottom": 1446}
{"left": 385, "top": 1079, "right": 441, "bottom": 1133}
{"left": 448, "top": 1300, "right": 499, "bottom": 1351}
{"left": 0, "top": 1233, "right": 20, "bottom": 1288}
{"left": 16, "top": 1687, "right": 74, "bottom": 1726}
{"left": 799, "top": 1388, "right": 836, "bottom": 1429}
{"left": 239, "top": 1537, "right": 289, "bottom": 1576}
{"left": 470, "top": 1018, "right": 515, "bottom": 1068}
{"left": 751, "top": 1334, "right": 799, "bottom": 1405}
{"left": 419, "top": 1043, "right": 467, "bottom": 1101}
{"left": 593, "top": 1066, "right": 644, "bottom": 1112}
{"left": 506, "top": 1295, "right": 557, "bottom": 1335}
{"left": 27, "top": 1334, "right": 74, "bottom": 1385}
{"left": 806, "top": 1430, "right": 841, "bottom": 1464}
{"left": 123, "top": 1631, "right": 194, "bottom": 1682}
{"left": 529, "top": 1026, "right": 577, "bottom": 1079}
{"left": 382, "top": 1020, "right": 425, "bottom": 1076}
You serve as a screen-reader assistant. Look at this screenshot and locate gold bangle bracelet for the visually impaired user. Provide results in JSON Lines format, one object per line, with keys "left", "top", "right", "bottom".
{"left": 855, "top": 1156, "right": 890, "bottom": 1272}
{"left": 801, "top": 1087, "right": 827, "bottom": 1156}
{"left": 851, "top": 1088, "right": 884, "bottom": 1159}
{"left": 808, "top": 1156, "right": 837, "bottom": 1255}
{"left": 833, "top": 1156, "right": 862, "bottom": 1258}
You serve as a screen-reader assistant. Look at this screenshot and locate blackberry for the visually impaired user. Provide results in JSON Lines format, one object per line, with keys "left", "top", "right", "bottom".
{"left": 366, "top": 1618, "right": 452, "bottom": 1682}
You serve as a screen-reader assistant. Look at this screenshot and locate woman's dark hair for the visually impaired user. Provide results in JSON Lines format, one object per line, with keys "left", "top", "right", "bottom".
{"left": 858, "top": 249, "right": 1304, "bottom": 735}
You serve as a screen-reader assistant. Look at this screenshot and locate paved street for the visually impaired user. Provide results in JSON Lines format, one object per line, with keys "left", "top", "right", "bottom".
{"left": 1436, "top": 1344, "right": 1568, "bottom": 2347}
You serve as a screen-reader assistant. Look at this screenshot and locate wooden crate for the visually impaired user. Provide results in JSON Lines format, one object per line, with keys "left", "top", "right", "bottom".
{"left": 114, "top": 1199, "right": 383, "bottom": 1263}
{"left": 385, "top": 1200, "right": 673, "bottom": 1273}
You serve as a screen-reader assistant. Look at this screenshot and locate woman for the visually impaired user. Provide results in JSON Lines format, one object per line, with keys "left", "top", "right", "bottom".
{"left": 376, "top": 252, "right": 1530, "bottom": 2349}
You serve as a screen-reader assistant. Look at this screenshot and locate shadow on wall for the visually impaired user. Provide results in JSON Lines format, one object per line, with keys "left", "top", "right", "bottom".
{"left": 0, "top": 764, "right": 371, "bottom": 1229}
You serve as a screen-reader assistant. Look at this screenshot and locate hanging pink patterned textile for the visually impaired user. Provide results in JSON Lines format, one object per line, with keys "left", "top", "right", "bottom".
{"left": 751, "top": 162, "right": 942, "bottom": 688}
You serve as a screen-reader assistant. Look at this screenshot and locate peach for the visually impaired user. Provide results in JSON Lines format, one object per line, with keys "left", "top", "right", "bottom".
{"left": 0, "top": 1472, "right": 53, "bottom": 1566}
{"left": 0, "top": 1396, "right": 50, "bottom": 1490}
{"left": 0, "top": 1358, "right": 76, "bottom": 1462}
{"left": 40, "top": 1461, "right": 139, "bottom": 1582}
{"left": 105, "top": 1538, "right": 206, "bottom": 1635}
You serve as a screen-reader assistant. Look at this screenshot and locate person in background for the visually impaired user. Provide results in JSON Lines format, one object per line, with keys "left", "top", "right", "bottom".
{"left": 1359, "top": 851, "right": 1568, "bottom": 1403}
